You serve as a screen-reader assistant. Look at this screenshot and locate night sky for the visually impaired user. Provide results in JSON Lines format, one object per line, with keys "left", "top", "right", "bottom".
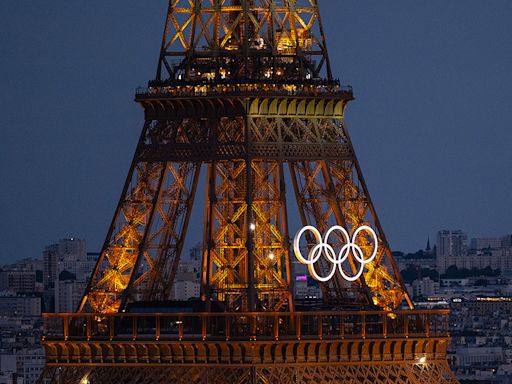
{"left": 1, "top": 1, "right": 511, "bottom": 264}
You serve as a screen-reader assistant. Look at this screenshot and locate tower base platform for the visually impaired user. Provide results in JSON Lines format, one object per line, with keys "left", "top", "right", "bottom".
{"left": 42, "top": 361, "right": 458, "bottom": 384}
{"left": 39, "top": 310, "right": 459, "bottom": 384}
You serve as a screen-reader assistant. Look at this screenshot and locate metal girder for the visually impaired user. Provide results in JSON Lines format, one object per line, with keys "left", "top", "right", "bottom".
{"left": 137, "top": 95, "right": 350, "bottom": 121}
{"left": 136, "top": 161, "right": 200, "bottom": 302}
{"left": 137, "top": 141, "right": 350, "bottom": 162}
{"left": 137, "top": 112, "right": 353, "bottom": 162}
{"left": 39, "top": 342, "right": 459, "bottom": 384}
{"left": 78, "top": 121, "right": 201, "bottom": 313}
{"left": 202, "top": 158, "right": 293, "bottom": 312}
{"left": 287, "top": 119, "right": 413, "bottom": 310}
{"left": 156, "top": 0, "right": 332, "bottom": 81}
{"left": 79, "top": 111, "right": 411, "bottom": 313}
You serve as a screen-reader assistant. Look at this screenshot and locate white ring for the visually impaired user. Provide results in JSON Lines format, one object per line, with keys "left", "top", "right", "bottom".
{"left": 293, "top": 225, "right": 378, "bottom": 282}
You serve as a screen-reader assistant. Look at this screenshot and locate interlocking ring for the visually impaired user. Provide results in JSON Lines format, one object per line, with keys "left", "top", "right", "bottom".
{"left": 293, "top": 225, "right": 378, "bottom": 282}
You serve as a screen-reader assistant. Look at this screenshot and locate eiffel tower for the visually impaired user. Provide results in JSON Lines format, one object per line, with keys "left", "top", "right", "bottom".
{"left": 40, "top": 1, "right": 458, "bottom": 383}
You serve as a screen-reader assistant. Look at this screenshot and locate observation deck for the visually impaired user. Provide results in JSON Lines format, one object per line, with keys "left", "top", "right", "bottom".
{"left": 42, "top": 310, "right": 450, "bottom": 367}
{"left": 135, "top": 79, "right": 353, "bottom": 101}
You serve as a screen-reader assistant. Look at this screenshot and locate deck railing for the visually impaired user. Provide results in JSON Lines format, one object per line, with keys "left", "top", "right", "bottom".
{"left": 42, "top": 310, "right": 449, "bottom": 342}
{"left": 135, "top": 83, "right": 353, "bottom": 98}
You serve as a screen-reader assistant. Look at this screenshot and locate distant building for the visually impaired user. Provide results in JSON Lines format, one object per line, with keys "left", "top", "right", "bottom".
{"left": 43, "top": 243, "right": 59, "bottom": 291}
{"left": 56, "top": 277, "right": 87, "bottom": 313}
{"left": 42, "top": 238, "right": 96, "bottom": 312}
{"left": 451, "top": 297, "right": 512, "bottom": 314}
{"left": 12, "top": 258, "right": 42, "bottom": 272}
{"left": 436, "top": 230, "right": 468, "bottom": 273}
{"left": 294, "top": 277, "right": 321, "bottom": 299}
{"left": 0, "top": 355, "right": 18, "bottom": 384}
{"left": 0, "top": 270, "right": 36, "bottom": 293}
{"left": 188, "top": 243, "right": 202, "bottom": 274}
{"left": 16, "top": 348, "right": 45, "bottom": 384}
{"left": 178, "top": 260, "right": 197, "bottom": 275}
{"left": 412, "top": 277, "right": 439, "bottom": 298}
{"left": 466, "top": 247, "right": 512, "bottom": 272}
{"left": 436, "top": 231, "right": 512, "bottom": 275}
{"left": 394, "top": 251, "right": 437, "bottom": 272}
{"left": 502, "top": 234, "right": 512, "bottom": 247}
{"left": 55, "top": 238, "right": 87, "bottom": 279}
{"left": 455, "top": 346, "right": 505, "bottom": 367}
{"left": 170, "top": 280, "right": 200, "bottom": 301}
{"left": 0, "top": 293, "right": 41, "bottom": 317}
{"left": 292, "top": 261, "right": 321, "bottom": 299}
{"left": 168, "top": 248, "right": 201, "bottom": 301}
{"left": 470, "top": 237, "right": 502, "bottom": 250}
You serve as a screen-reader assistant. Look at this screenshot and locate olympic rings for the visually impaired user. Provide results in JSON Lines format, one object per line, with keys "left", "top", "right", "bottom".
{"left": 293, "top": 225, "right": 378, "bottom": 282}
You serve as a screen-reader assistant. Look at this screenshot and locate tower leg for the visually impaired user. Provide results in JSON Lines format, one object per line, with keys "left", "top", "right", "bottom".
{"left": 204, "top": 159, "right": 292, "bottom": 311}
{"left": 79, "top": 120, "right": 201, "bottom": 312}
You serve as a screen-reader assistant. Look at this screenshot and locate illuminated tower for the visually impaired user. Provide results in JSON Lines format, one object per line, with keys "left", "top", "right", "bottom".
{"left": 40, "top": 1, "right": 458, "bottom": 383}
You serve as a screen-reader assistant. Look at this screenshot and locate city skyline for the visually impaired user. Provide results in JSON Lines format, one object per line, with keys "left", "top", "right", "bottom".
{"left": 1, "top": 0, "right": 512, "bottom": 264}
{"left": 3, "top": 229, "right": 512, "bottom": 268}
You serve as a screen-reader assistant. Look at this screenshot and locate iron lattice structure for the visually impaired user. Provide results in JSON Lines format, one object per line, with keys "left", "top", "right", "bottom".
{"left": 40, "top": 1, "right": 458, "bottom": 383}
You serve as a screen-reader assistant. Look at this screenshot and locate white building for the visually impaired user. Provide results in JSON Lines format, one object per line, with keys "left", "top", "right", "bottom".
{"left": 170, "top": 280, "right": 200, "bottom": 301}
{"left": 55, "top": 238, "right": 87, "bottom": 279}
{"left": 56, "top": 279, "right": 87, "bottom": 313}
{"left": 169, "top": 255, "right": 201, "bottom": 301}
{"left": 412, "top": 277, "right": 439, "bottom": 298}
{"left": 44, "top": 238, "right": 88, "bottom": 285}
{"left": 437, "top": 232, "right": 512, "bottom": 275}
{"left": 455, "top": 346, "right": 505, "bottom": 366}
{"left": 42, "top": 238, "right": 96, "bottom": 312}
{"left": 16, "top": 348, "right": 45, "bottom": 384}
{"left": 436, "top": 230, "right": 468, "bottom": 273}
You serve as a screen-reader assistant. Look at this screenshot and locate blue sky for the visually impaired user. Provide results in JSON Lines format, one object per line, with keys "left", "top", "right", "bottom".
{"left": 1, "top": 1, "right": 511, "bottom": 263}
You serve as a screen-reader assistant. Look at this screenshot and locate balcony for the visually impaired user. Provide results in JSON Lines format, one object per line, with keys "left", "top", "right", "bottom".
{"left": 135, "top": 79, "right": 354, "bottom": 101}
{"left": 42, "top": 309, "right": 449, "bottom": 343}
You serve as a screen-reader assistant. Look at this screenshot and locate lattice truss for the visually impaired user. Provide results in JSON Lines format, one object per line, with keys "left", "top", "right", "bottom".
{"left": 80, "top": 120, "right": 201, "bottom": 313}
{"left": 40, "top": 362, "right": 459, "bottom": 384}
{"left": 204, "top": 158, "right": 292, "bottom": 311}
{"left": 200, "top": 116, "right": 292, "bottom": 311}
{"left": 80, "top": 110, "right": 411, "bottom": 313}
{"left": 157, "top": 0, "right": 331, "bottom": 80}
{"left": 251, "top": 115, "right": 410, "bottom": 309}
{"left": 289, "top": 157, "right": 408, "bottom": 309}
{"left": 318, "top": 156, "right": 408, "bottom": 310}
